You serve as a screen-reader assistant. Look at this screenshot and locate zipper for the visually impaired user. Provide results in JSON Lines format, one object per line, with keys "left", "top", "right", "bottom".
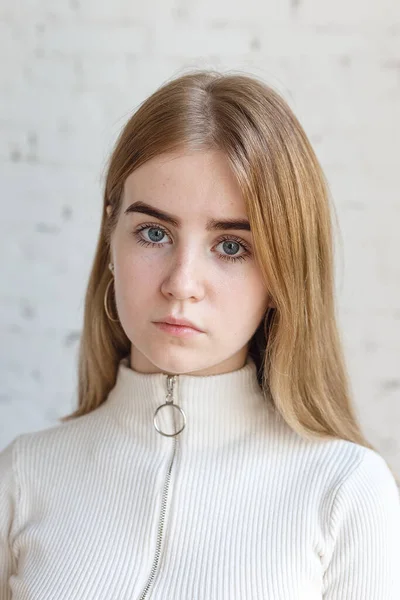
{"left": 138, "top": 374, "right": 186, "bottom": 600}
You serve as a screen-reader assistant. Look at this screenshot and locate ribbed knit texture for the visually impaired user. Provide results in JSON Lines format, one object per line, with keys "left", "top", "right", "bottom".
{"left": 1, "top": 354, "right": 400, "bottom": 599}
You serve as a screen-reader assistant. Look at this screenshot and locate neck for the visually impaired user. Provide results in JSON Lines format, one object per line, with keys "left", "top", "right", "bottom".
{"left": 104, "top": 354, "right": 271, "bottom": 450}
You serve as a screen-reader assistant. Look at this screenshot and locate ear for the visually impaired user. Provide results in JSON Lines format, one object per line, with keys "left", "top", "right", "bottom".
{"left": 106, "top": 204, "right": 112, "bottom": 217}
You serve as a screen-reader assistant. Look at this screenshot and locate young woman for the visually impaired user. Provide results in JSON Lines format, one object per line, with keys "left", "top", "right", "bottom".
{"left": 1, "top": 71, "right": 399, "bottom": 599}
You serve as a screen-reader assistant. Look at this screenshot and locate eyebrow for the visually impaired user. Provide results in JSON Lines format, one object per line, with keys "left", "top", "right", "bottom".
{"left": 124, "top": 201, "right": 251, "bottom": 232}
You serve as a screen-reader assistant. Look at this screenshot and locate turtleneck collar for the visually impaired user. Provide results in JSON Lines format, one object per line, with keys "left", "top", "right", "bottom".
{"left": 103, "top": 353, "right": 270, "bottom": 450}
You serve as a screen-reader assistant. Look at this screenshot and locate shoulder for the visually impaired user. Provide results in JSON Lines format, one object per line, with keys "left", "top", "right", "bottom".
{"left": 329, "top": 442, "right": 399, "bottom": 508}
{"left": 314, "top": 440, "right": 400, "bottom": 548}
{"left": 269, "top": 414, "right": 399, "bottom": 517}
{"left": 318, "top": 439, "right": 399, "bottom": 503}
{"left": 313, "top": 437, "right": 399, "bottom": 509}
{"left": 270, "top": 409, "right": 397, "bottom": 494}
{"left": 0, "top": 408, "right": 109, "bottom": 481}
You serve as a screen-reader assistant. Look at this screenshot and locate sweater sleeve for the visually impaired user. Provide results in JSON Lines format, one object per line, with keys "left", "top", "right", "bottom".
{"left": 0, "top": 438, "right": 19, "bottom": 600}
{"left": 323, "top": 447, "right": 400, "bottom": 599}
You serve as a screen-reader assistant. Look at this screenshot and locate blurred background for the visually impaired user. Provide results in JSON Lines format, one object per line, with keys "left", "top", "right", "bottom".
{"left": 0, "top": 1, "right": 399, "bottom": 475}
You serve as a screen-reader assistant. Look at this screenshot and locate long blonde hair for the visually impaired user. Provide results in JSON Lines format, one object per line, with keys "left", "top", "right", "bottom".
{"left": 59, "top": 69, "right": 398, "bottom": 483}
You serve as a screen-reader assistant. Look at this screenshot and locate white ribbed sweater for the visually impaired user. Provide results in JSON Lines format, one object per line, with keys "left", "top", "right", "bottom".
{"left": 1, "top": 354, "right": 400, "bottom": 599}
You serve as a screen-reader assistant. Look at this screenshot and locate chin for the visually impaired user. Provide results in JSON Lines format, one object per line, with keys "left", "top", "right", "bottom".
{"left": 131, "top": 344, "right": 199, "bottom": 375}
{"left": 154, "top": 355, "right": 200, "bottom": 375}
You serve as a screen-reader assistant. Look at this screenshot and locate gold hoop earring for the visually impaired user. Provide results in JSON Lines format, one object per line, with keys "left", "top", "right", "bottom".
{"left": 104, "top": 277, "right": 119, "bottom": 322}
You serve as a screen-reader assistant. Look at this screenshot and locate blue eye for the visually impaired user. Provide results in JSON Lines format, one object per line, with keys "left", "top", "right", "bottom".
{"left": 133, "top": 224, "right": 251, "bottom": 263}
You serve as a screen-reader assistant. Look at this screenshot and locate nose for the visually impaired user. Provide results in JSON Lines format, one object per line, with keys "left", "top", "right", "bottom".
{"left": 160, "top": 250, "right": 205, "bottom": 301}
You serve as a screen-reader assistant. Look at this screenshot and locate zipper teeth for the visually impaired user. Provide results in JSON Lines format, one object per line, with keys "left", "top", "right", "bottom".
{"left": 138, "top": 376, "right": 178, "bottom": 600}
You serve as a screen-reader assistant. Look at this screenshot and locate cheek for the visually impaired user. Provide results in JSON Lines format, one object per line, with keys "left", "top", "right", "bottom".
{"left": 118, "top": 244, "right": 164, "bottom": 283}
{"left": 114, "top": 252, "right": 155, "bottom": 308}
{"left": 220, "top": 275, "right": 269, "bottom": 323}
{"left": 228, "top": 272, "right": 268, "bottom": 304}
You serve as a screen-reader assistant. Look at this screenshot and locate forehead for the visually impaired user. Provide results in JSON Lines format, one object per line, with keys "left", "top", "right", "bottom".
{"left": 122, "top": 149, "right": 247, "bottom": 216}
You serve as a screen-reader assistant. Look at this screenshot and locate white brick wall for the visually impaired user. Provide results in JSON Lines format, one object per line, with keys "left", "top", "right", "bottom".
{"left": 1, "top": 1, "right": 399, "bottom": 474}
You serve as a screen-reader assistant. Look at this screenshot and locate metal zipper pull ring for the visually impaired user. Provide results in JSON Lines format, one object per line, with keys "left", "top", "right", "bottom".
{"left": 153, "top": 374, "right": 186, "bottom": 437}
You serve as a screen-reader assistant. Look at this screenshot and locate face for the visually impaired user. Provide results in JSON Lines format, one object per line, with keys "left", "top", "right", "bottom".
{"left": 107, "top": 149, "right": 272, "bottom": 376}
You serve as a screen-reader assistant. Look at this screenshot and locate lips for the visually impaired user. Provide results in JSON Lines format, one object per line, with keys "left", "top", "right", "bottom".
{"left": 154, "top": 316, "right": 204, "bottom": 332}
